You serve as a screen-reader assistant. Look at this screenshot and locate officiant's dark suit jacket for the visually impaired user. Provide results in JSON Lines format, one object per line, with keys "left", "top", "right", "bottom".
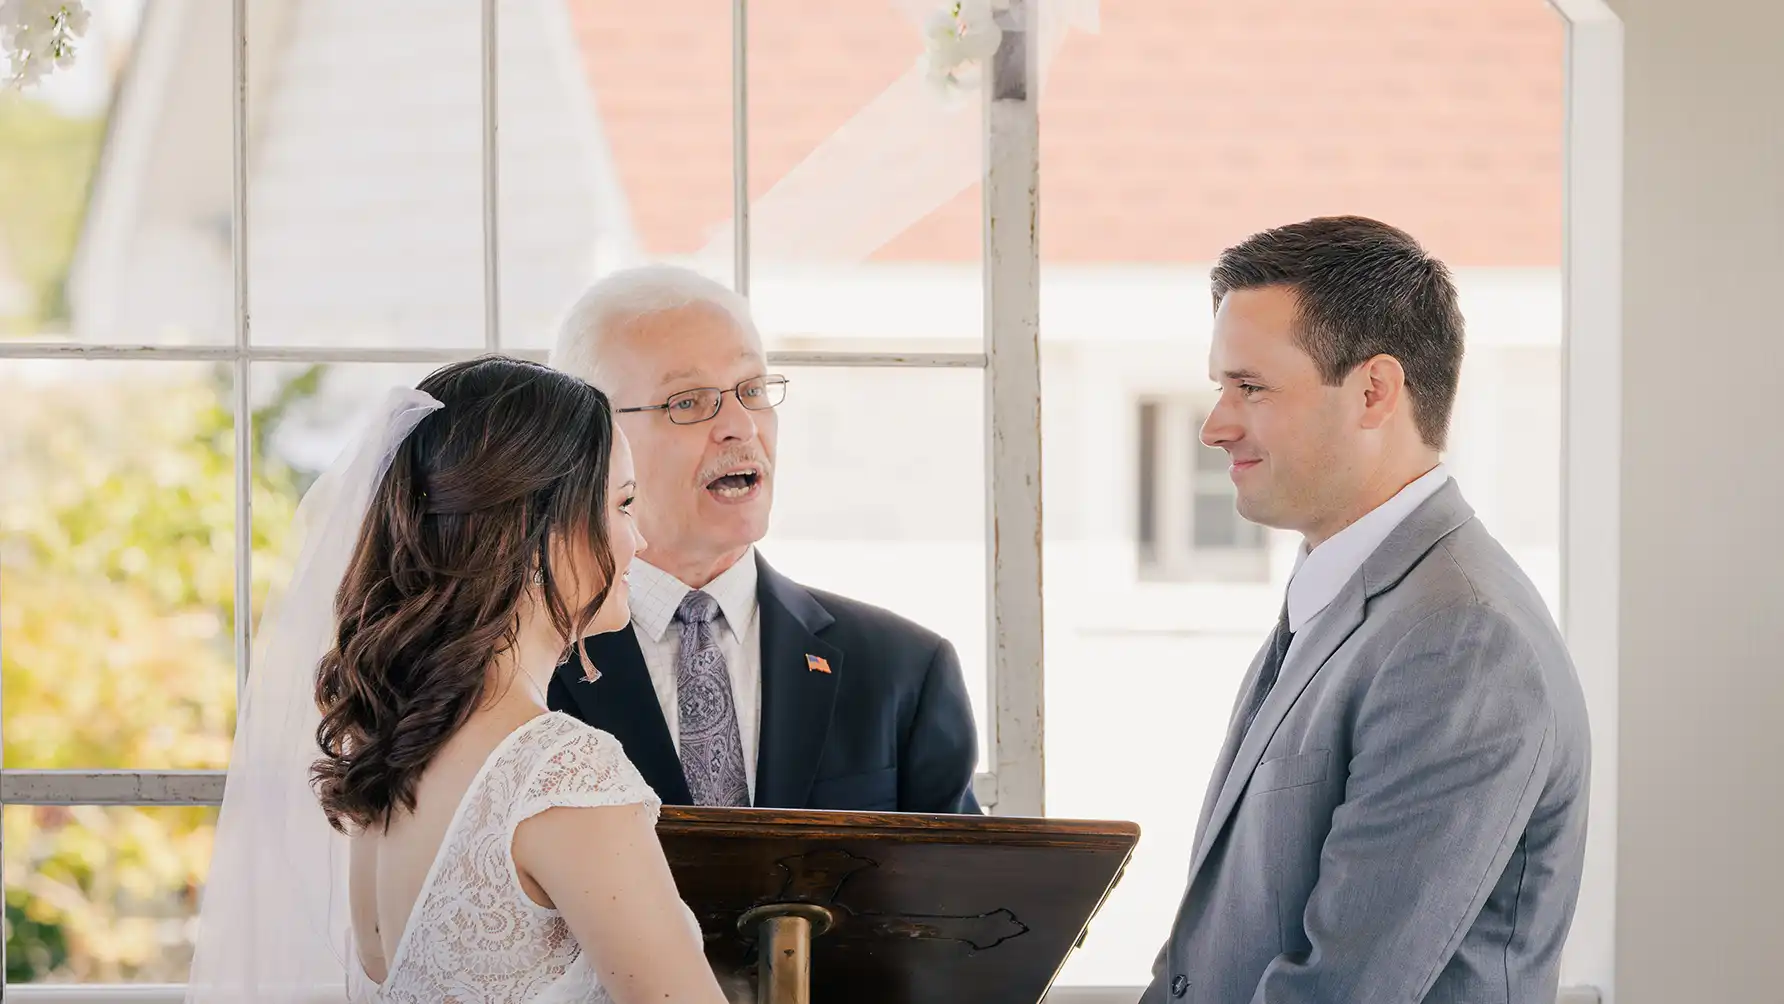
{"left": 548, "top": 552, "right": 981, "bottom": 814}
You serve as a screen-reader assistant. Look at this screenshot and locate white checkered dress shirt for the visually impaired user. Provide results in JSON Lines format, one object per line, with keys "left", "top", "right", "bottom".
{"left": 626, "top": 549, "right": 763, "bottom": 800}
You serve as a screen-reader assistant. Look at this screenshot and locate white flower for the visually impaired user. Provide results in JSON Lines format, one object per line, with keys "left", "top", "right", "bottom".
{"left": 918, "top": 0, "right": 1004, "bottom": 97}
{"left": 1, "top": 0, "right": 90, "bottom": 90}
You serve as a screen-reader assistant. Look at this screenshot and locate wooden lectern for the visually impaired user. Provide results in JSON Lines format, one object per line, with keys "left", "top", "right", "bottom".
{"left": 657, "top": 807, "right": 1140, "bottom": 1004}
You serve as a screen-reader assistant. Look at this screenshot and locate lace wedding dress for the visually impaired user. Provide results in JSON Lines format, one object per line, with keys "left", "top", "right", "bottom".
{"left": 361, "top": 712, "right": 698, "bottom": 1003}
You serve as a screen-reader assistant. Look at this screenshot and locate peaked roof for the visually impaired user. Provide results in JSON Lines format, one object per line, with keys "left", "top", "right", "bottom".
{"left": 569, "top": 0, "right": 1564, "bottom": 267}
{"left": 68, "top": 0, "right": 1564, "bottom": 349}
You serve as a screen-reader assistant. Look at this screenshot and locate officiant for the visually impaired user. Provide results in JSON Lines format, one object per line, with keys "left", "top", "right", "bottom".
{"left": 546, "top": 265, "right": 981, "bottom": 815}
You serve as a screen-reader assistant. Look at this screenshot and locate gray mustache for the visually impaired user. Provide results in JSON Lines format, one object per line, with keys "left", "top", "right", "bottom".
{"left": 697, "top": 452, "right": 772, "bottom": 484}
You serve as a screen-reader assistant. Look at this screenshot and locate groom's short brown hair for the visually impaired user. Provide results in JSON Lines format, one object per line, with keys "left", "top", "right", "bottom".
{"left": 1209, "top": 216, "right": 1466, "bottom": 451}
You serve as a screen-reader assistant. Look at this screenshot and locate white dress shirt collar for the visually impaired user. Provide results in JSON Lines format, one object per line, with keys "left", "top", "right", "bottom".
{"left": 1287, "top": 464, "right": 1452, "bottom": 633}
{"left": 627, "top": 548, "right": 760, "bottom": 643}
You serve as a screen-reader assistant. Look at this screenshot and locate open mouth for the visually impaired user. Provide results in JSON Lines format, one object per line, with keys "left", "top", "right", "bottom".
{"left": 705, "top": 466, "right": 763, "bottom": 500}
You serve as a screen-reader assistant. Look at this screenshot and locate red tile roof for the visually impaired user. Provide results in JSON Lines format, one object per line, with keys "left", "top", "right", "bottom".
{"left": 570, "top": 0, "right": 1562, "bottom": 267}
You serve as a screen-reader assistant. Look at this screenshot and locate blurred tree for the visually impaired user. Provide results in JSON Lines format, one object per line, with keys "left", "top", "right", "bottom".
{"left": 2, "top": 363, "right": 322, "bottom": 981}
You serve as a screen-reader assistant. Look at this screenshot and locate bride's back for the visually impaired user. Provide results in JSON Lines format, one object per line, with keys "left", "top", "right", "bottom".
{"left": 188, "top": 356, "right": 724, "bottom": 1004}
{"left": 351, "top": 706, "right": 535, "bottom": 979}
{"left": 347, "top": 706, "right": 675, "bottom": 1002}
{"left": 299, "top": 357, "right": 724, "bottom": 1003}
{"left": 304, "top": 359, "right": 615, "bottom": 976}
{"left": 309, "top": 364, "right": 609, "bottom": 814}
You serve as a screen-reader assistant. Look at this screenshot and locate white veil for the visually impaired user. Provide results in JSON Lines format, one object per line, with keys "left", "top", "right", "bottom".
{"left": 185, "top": 388, "right": 442, "bottom": 1004}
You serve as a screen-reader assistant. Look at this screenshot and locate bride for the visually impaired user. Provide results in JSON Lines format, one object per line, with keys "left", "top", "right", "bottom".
{"left": 184, "top": 356, "right": 730, "bottom": 1002}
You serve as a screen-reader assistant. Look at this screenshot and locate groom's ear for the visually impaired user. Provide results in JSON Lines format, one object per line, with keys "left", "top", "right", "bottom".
{"left": 1356, "top": 354, "right": 1408, "bottom": 431}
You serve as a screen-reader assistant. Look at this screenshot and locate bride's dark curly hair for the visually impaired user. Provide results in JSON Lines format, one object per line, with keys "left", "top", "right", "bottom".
{"left": 311, "top": 356, "right": 618, "bottom": 833}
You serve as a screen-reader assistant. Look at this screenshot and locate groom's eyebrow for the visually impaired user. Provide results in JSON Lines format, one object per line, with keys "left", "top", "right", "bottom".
{"left": 1219, "top": 367, "right": 1265, "bottom": 382}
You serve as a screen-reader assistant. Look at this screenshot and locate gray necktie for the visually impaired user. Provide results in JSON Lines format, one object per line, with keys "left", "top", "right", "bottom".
{"left": 1194, "top": 603, "right": 1295, "bottom": 851}
{"left": 674, "top": 590, "right": 750, "bottom": 806}
{"left": 1237, "top": 603, "right": 1294, "bottom": 740}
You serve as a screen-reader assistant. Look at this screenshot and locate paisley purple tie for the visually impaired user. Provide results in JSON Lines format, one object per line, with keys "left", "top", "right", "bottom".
{"left": 674, "top": 590, "right": 749, "bottom": 806}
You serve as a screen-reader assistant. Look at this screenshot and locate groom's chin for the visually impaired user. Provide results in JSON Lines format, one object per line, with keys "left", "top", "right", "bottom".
{"left": 1233, "top": 493, "right": 1266, "bottom": 525}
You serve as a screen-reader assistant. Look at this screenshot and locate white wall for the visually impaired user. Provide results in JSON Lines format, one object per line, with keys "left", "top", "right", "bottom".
{"left": 1609, "top": 0, "right": 1784, "bottom": 1000}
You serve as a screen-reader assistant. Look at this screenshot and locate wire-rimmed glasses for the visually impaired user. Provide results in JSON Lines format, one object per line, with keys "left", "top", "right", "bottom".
{"left": 615, "top": 374, "right": 789, "bottom": 425}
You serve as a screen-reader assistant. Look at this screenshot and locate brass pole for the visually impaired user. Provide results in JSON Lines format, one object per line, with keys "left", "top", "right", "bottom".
{"left": 758, "top": 913, "right": 813, "bottom": 1004}
{"left": 740, "top": 903, "right": 835, "bottom": 1004}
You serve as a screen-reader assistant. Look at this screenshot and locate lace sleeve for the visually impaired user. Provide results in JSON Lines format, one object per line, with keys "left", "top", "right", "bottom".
{"left": 512, "top": 717, "right": 663, "bottom": 828}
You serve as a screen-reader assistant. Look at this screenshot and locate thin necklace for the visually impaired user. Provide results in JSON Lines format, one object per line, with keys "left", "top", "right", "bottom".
{"left": 513, "top": 668, "right": 549, "bottom": 709}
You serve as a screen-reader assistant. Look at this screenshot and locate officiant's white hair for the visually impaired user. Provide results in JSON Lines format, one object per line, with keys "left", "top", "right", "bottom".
{"left": 551, "top": 265, "right": 760, "bottom": 393}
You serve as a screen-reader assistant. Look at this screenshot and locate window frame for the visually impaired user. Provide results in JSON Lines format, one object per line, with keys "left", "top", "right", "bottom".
{"left": 1, "top": 0, "right": 1627, "bottom": 996}
{"left": 0, "top": 0, "right": 1042, "bottom": 881}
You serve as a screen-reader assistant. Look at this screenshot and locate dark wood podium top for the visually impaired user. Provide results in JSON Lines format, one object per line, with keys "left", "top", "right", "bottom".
{"left": 657, "top": 807, "right": 1140, "bottom": 1004}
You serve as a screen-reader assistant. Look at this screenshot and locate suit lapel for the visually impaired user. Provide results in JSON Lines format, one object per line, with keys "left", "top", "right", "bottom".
{"left": 1182, "top": 480, "right": 1481, "bottom": 890}
{"left": 752, "top": 555, "right": 841, "bottom": 809}
{"left": 1184, "top": 582, "right": 1367, "bottom": 887}
{"left": 1192, "top": 642, "right": 1276, "bottom": 850}
{"left": 552, "top": 626, "right": 692, "bottom": 805}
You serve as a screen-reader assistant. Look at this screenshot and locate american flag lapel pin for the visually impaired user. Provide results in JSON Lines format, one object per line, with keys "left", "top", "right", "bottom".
{"left": 805, "top": 653, "right": 832, "bottom": 674}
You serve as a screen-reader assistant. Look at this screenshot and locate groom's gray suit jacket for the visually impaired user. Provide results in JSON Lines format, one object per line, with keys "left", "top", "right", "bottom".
{"left": 1143, "top": 481, "right": 1590, "bottom": 1004}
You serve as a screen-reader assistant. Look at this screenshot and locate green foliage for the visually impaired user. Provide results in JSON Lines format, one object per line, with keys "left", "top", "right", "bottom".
{"left": 6, "top": 891, "right": 70, "bottom": 983}
{"left": 1, "top": 364, "right": 323, "bottom": 981}
{"left": 0, "top": 93, "right": 105, "bottom": 331}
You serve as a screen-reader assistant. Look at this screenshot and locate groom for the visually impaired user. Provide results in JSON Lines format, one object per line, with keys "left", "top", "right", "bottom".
{"left": 1144, "top": 217, "right": 1590, "bottom": 1003}
{"left": 545, "top": 265, "right": 981, "bottom": 815}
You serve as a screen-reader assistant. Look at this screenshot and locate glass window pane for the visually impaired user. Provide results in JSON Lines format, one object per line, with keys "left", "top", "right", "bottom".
{"left": 1, "top": 361, "right": 236, "bottom": 771}
{"left": 745, "top": 2, "right": 983, "bottom": 355}
{"left": 249, "top": 361, "right": 440, "bottom": 484}
{"left": 497, "top": 0, "right": 735, "bottom": 349}
{"left": 1, "top": 2, "right": 230, "bottom": 345}
{"left": 761, "top": 366, "right": 988, "bottom": 768}
{"left": 247, "top": 360, "right": 992, "bottom": 772}
{"left": 248, "top": 2, "right": 485, "bottom": 348}
{"left": 1446, "top": 341, "right": 1563, "bottom": 614}
{"left": 584, "top": 0, "right": 734, "bottom": 259}
{"left": 3, "top": 805, "right": 216, "bottom": 983}
{"left": 1038, "top": 0, "right": 1565, "bottom": 985}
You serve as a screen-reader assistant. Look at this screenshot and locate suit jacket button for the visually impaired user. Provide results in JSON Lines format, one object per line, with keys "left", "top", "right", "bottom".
{"left": 1170, "top": 974, "right": 1189, "bottom": 997}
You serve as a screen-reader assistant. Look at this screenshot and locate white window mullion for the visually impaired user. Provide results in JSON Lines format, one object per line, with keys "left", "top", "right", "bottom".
{"left": 0, "top": 765, "right": 993, "bottom": 815}
{"left": 0, "top": 344, "right": 506, "bottom": 363}
{"left": 0, "top": 770, "right": 226, "bottom": 807}
{"left": 232, "top": 0, "right": 253, "bottom": 700}
{"left": 731, "top": 0, "right": 750, "bottom": 296}
{"left": 481, "top": 0, "right": 501, "bottom": 351}
{"left": 0, "top": 344, "right": 990, "bottom": 369}
{"left": 771, "top": 351, "right": 984, "bottom": 369}
{"left": 233, "top": 362, "right": 251, "bottom": 692}
{"left": 984, "top": 0, "right": 1045, "bottom": 818}
{"left": 1554, "top": 1, "right": 1623, "bottom": 990}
